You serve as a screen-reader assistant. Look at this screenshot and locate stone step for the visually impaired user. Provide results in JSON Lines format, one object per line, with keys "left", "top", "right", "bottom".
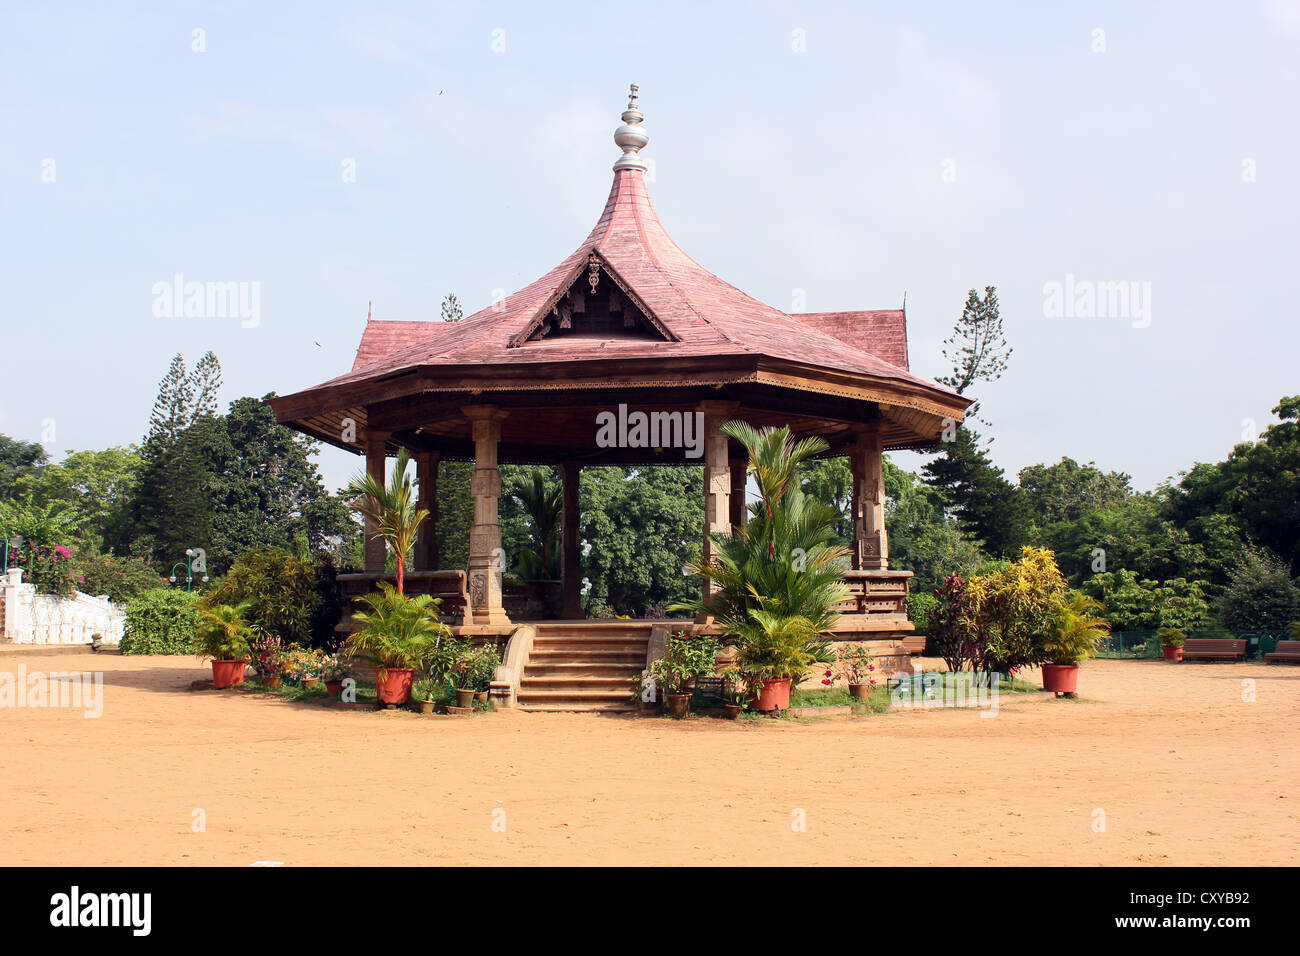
{"left": 524, "top": 662, "right": 645, "bottom": 678}
{"left": 520, "top": 676, "right": 639, "bottom": 692}
{"left": 517, "top": 700, "right": 639, "bottom": 713}
{"left": 528, "top": 648, "right": 645, "bottom": 662}
{"left": 532, "top": 624, "right": 656, "bottom": 638}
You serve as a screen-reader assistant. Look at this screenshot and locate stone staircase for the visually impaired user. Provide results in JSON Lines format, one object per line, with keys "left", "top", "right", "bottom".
{"left": 517, "top": 622, "right": 652, "bottom": 712}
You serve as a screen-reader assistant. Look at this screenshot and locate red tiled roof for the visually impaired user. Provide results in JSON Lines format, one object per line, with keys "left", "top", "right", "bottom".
{"left": 331, "top": 169, "right": 958, "bottom": 400}
{"left": 792, "top": 310, "right": 909, "bottom": 371}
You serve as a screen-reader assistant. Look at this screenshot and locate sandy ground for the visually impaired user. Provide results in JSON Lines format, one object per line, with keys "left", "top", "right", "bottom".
{"left": 1, "top": 649, "right": 1297, "bottom": 866}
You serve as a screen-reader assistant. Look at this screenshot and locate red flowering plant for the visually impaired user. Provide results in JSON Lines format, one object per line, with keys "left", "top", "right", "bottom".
{"left": 247, "top": 632, "right": 285, "bottom": 679}
{"left": 834, "top": 643, "right": 877, "bottom": 688}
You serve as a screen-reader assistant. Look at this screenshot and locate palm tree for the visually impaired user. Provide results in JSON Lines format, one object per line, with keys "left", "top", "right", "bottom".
{"left": 673, "top": 423, "right": 850, "bottom": 671}
{"left": 720, "top": 421, "right": 828, "bottom": 558}
{"left": 345, "top": 447, "right": 429, "bottom": 594}
{"left": 508, "top": 467, "right": 562, "bottom": 579}
{"left": 1043, "top": 591, "right": 1111, "bottom": 665}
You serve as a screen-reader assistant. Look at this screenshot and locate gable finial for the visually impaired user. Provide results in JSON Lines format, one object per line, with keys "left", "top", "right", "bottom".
{"left": 613, "top": 83, "right": 649, "bottom": 172}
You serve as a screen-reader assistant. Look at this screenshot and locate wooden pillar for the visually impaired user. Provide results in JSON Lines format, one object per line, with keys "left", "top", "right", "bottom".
{"left": 413, "top": 450, "right": 439, "bottom": 571}
{"left": 729, "top": 458, "right": 748, "bottom": 528}
{"left": 697, "top": 402, "right": 739, "bottom": 620}
{"left": 560, "top": 462, "right": 583, "bottom": 619}
{"left": 462, "top": 405, "right": 510, "bottom": 625}
{"left": 363, "top": 432, "right": 389, "bottom": 573}
{"left": 849, "top": 422, "right": 888, "bottom": 571}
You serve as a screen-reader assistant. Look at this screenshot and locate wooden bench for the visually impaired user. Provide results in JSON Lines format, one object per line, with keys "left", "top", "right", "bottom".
{"left": 900, "top": 635, "right": 926, "bottom": 656}
{"left": 335, "top": 571, "right": 473, "bottom": 633}
{"left": 1265, "top": 640, "right": 1300, "bottom": 663}
{"left": 1181, "top": 638, "right": 1247, "bottom": 661}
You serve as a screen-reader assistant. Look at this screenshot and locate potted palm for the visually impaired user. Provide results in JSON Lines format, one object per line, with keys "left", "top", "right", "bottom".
{"left": 1158, "top": 626, "right": 1186, "bottom": 662}
{"left": 196, "top": 603, "right": 252, "bottom": 689}
{"left": 644, "top": 633, "right": 720, "bottom": 718}
{"left": 732, "top": 608, "right": 828, "bottom": 711}
{"left": 672, "top": 423, "right": 849, "bottom": 714}
{"left": 345, "top": 447, "right": 428, "bottom": 595}
{"left": 345, "top": 582, "right": 450, "bottom": 705}
{"left": 1040, "top": 593, "right": 1110, "bottom": 697}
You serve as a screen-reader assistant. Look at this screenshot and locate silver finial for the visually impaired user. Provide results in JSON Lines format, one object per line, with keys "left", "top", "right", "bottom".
{"left": 613, "top": 83, "right": 648, "bottom": 171}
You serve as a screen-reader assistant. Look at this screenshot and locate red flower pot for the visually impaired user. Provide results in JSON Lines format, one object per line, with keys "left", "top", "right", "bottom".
{"left": 325, "top": 679, "right": 344, "bottom": 697}
{"left": 750, "top": 677, "right": 792, "bottom": 712}
{"left": 848, "top": 683, "right": 872, "bottom": 701}
{"left": 211, "top": 659, "right": 247, "bottom": 689}
{"left": 1041, "top": 664, "right": 1079, "bottom": 695}
{"left": 1162, "top": 646, "right": 1183, "bottom": 662}
{"left": 375, "top": 668, "right": 414, "bottom": 705}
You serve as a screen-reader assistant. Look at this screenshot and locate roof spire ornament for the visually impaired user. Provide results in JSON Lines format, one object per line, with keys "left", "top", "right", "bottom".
{"left": 612, "top": 83, "right": 649, "bottom": 172}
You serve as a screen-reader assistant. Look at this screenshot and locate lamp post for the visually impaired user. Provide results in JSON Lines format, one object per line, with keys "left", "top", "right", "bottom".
{"left": 169, "top": 548, "right": 209, "bottom": 593}
{"left": 3, "top": 535, "right": 23, "bottom": 572}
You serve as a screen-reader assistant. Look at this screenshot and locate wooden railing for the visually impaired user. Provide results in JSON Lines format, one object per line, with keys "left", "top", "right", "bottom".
{"left": 336, "top": 571, "right": 473, "bottom": 629}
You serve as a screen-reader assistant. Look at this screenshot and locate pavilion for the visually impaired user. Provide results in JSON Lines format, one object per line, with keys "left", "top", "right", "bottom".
{"left": 271, "top": 87, "right": 972, "bottom": 708}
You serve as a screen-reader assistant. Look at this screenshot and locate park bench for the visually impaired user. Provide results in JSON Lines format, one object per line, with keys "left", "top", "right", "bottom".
{"left": 900, "top": 635, "right": 927, "bottom": 655}
{"left": 1181, "top": 638, "right": 1247, "bottom": 661}
{"left": 1264, "top": 640, "right": 1300, "bottom": 663}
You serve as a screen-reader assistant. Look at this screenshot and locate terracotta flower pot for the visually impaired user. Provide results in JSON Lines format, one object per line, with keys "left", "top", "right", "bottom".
{"left": 325, "top": 680, "right": 344, "bottom": 697}
{"left": 475, "top": 690, "right": 489, "bottom": 704}
{"left": 416, "top": 698, "right": 437, "bottom": 714}
{"left": 211, "top": 659, "right": 247, "bottom": 689}
{"left": 724, "top": 703, "right": 742, "bottom": 719}
{"left": 301, "top": 677, "right": 320, "bottom": 689}
{"left": 750, "top": 677, "right": 792, "bottom": 712}
{"left": 848, "top": 683, "right": 872, "bottom": 701}
{"left": 1162, "top": 645, "right": 1183, "bottom": 662}
{"left": 264, "top": 675, "right": 282, "bottom": 690}
{"left": 376, "top": 668, "right": 415, "bottom": 705}
{"left": 1041, "top": 663, "right": 1079, "bottom": 695}
{"left": 456, "top": 688, "right": 476, "bottom": 709}
{"left": 663, "top": 692, "right": 691, "bottom": 718}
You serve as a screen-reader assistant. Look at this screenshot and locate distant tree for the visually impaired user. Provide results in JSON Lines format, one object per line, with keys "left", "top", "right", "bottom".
{"left": 190, "top": 351, "right": 223, "bottom": 419}
{"left": 14, "top": 446, "right": 141, "bottom": 549}
{"left": 0, "top": 435, "right": 48, "bottom": 501}
{"left": 922, "top": 428, "right": 1031, "bottom": 558}
{"left": 505, "top": 467, "right": 562, "bottom": 579}
{"left": 147, "top": 354, "right": 195, "bottom": 443}
{"left": 935, "top": 286, "right": 1010, "bottom": 428}
{"left": 1018, "top": 458, "right": 1132, "bottom": 527}
{"left": 441, "top": 293, "right": 464, "bottom": 323}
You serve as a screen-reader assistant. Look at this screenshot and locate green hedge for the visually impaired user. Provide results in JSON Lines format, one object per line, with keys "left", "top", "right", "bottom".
{"left": 120, "top": 588, "right": 199, "bottom": 655}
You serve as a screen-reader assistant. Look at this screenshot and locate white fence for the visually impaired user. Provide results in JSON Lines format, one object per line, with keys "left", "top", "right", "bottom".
{"left": 1, "top": 568, "right": 125, "bottom": 645}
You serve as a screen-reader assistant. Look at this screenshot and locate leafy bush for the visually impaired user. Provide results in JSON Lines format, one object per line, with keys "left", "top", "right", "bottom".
{"left": 962, "top": 547, "right": 1068, "bottom": 672}
{"left": 344, "top": 583, "right": 452, "bottom": 671}
{"left": 1218, "top": 548, "right": 1300, "bottom": 631}
{"left": 120, "top": 588, "right": 199, "bottom": 655}
{"left": 1041, "top": 592, "right": 1110, "bottom": 665}
{"left": 72, "top": 550, "right": 166, "bottom": 604}
{"left": 905, "top": 592, "right": 938, "bottom": 631}
{"left": 1082, "top": 570, "right": 1211, "bottom": 630}
{"left": 926, "top": 574, "right": 977, "bottom": 672}
{"left": 203, "top": 548, "right": 319, "bottom": 646}
{"left": 647, "top": 632, "right": 721, "bottom": 695}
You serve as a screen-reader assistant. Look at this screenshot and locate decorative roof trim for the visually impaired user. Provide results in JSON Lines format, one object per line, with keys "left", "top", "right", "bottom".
{"left": 505, "top": 249, "right": 679, "bottom": 348}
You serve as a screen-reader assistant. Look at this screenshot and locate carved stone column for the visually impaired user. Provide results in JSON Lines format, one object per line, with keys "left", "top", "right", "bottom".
{"left": 560, "top": 462, "right": 583, "bottom": 619}
{"left": 363, "top": 432, "right": 389, "bottom": 573}
{"left": 849, "top": 422, "right": 888, "bottom": 571}
{"left": 697, "top": 401, "right": 739, "bottom": 619}
{"left": 413, "top": 450, "right": 439, "bottom": 572}
{"left": 463, "top": 406, "right": 511, "bottom": 625}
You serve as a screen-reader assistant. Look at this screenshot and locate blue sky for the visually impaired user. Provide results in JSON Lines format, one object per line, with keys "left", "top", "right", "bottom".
{"left": 2, "top": 0, "right": 1297, "bottom": 493}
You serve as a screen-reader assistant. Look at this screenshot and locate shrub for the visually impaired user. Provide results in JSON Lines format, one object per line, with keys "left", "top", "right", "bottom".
{"left": 1041, "top": 592, "right": 1110, "bottom": 665}
{"left": 962, "top": 547, "right": 1068, "bottom": 673}
{"left": 647, "top": 632, "right": 722, "bottom": 695}
{"left": 72, "top": 550, "right": 166, "bottom": 605}
{"left": 905, "top": 592, "right": 938, "bottom": 631}
{"left": 926, "top": 574, "right": 977, "bottom": 672}
{"left": 203, "top": 549, "right": 319, "bottom": 646}
{"left": 1218, "top": 547, "right": 1300, "bottom": 631}
{"left": 120, "top": 588, "right": 199, "bottom": 655}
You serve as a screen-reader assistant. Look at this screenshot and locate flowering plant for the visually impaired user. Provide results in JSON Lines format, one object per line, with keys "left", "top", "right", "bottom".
{"left": 319, "top": 654, "right": 349, "bottom": 681}
{"left": 247, "top": 633, "right": 285, "bottom": 678}
{"left": 834, "top": 643, "right": 877, "bottom": 686}
{"left": 281, "top": 645, "right": 325, "bottom": 682}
